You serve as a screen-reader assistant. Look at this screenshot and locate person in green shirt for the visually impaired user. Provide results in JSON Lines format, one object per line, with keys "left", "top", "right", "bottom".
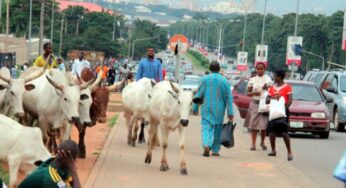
{"left": 33, "top": 42, "right": 58, "bottom": 69}
{"left": 18, "top": 140, "right": 82, "bottom": 188}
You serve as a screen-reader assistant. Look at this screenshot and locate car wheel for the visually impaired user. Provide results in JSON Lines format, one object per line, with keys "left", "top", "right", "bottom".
{"left": 319, "top": 131, "right": 329, "bottom": 139}
{"left": 334, "top": 109, "right": 345, "bottom": 132}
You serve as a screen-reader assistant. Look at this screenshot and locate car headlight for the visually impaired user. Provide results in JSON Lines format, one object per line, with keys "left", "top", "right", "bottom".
{"left": 343, "top": 97, "right": 346, "bottom": 104}
{"left": 311, "top": 112, "right": 326, "bottom": 119}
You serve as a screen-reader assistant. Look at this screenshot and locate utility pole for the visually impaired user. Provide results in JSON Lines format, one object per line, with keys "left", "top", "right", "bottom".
{"left": 50, "top": 0, "right": 55, "bottom": 43}
{"left": 217, "top": 28, "right": 222, "bottom": 62}
{"left": 59, "top": 15, "right": 64, "bottom": 56}
{"left": 112, "top": 13, "right": 116, "bottom": 41}
{"left": 242, "top": 13, "right": 247, "bottom": 51}
{"left": 5, "top": 0, "right": 9, "bottom": 35}
{"left": 28, "top": 0, "right": 33, "bottom": 61}
{"left": 261, "top": 0, "right": 267, "bottom": 44}
{"left": 39, "top": 0, "right": 45, "bottom": 55}
{"left": 291, "top": 0, "right": 300, "bottom": 79}
{"left": 127, "top": 27, "right": 132, "bottom": 58}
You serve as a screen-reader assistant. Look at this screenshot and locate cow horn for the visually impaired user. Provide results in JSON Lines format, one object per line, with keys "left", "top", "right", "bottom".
{"left": 91, "top": 61, "right": 104, "bottom": 89}
{"left": 106, "top": 79, "right": 125, "bottom": 91}
{"left": 169, "top": 81, "right": 179, "bottom": 94}
{"left": 46, "top": 76, "right": 64, "bottom": 91}
{"left": 76, "top": 72, "right": 82, "bottom": 83}
{"left": 79, "top": 76, "right": 95, "bottom": 90}
{"left": 24, "top": 61, "right": 48, "bottom": 83}
{"left": 0, "top": 74, "right": 10, "bottom": 84}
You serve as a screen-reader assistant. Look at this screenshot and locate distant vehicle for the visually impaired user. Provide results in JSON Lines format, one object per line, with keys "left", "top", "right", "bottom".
{"left": 303, "top": 70, "right": 328, "bottom": 86}
{"left": 233, "top": 79, "right": 331, "bottom": 139}
{"left": 319, "top": 70, "right": 346, "bottom": 132}
{"left": 180, "top": 79, "right": 200, "bottom": 92}
{"left": 184, "top": 75, "right": 201, "bottom": 82}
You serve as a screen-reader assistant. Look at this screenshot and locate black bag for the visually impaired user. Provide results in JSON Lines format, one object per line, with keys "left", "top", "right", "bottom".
{"left": 221, "top": 121, "right": 237, "bottom": 148}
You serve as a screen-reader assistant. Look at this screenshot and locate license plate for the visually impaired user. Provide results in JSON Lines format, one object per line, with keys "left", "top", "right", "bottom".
{"left": 290, "top": 121, "right": 304, "bottom": 128}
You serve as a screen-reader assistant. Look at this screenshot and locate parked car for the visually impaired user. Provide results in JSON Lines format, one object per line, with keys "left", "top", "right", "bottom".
{"left": 184, "top": 75, "right": 201, "bottom": 82}
{"left": 319, "top": 70, "right": 346, "bottom": 132}
{"left": 303, "top": 70, "right": 328, "bottom": 86}
{"left": 180, "top": 79, "right": 200, "bottom": 92}
{"left": 232, "top": 79, "right": 331, "bottom": 138}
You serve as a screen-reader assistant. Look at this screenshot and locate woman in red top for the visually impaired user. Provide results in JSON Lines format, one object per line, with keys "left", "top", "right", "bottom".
{"left": 267, "top": 70, "right": 293, "bottom": 161}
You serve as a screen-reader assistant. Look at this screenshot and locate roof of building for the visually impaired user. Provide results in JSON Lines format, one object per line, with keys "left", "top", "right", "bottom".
{"left": 57, "top": 0, "right": 109, "bottom": 13}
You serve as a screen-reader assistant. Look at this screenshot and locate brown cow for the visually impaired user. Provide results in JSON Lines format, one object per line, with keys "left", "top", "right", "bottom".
{"left": 78, "top": 68, "right": 124, "bottom": 158}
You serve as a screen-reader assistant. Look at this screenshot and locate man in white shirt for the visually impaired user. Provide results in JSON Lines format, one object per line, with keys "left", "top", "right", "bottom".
{"left": 72, "top": 52, "right": 90, "bottom": 77}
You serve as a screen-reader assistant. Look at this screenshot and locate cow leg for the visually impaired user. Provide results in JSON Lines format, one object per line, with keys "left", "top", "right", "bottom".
{"left": 38, "top": 118, "right": 50, "bottom": 148}
{"left": 78, "top": 126, "right": 87, "bottom": 158}
{"left": 130, "top": 115, "right": 139, "bottom": 147}
{"left": 178, "top": 126, "right": 187, "bottom": 175}
{"left": 138, "top": 119, "right": 146, "bottom": 143}
{"left": 145, "top": 121, "right": 158, "bottom": 164}
{"left": 124, "top": 111, "right": 132, "bottom": 145}
{"left": 8, "top": 156, "right": 20, "bottom": 188}
{"left": 160, "top": 125, "right": 170, "bottom": 172}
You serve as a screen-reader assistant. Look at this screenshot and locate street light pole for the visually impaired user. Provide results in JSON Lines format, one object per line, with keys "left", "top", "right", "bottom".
{"left": 301, "top": 50, "right": 325, "bottom": 71}
{"left": 59, "top": 15, "right": 64, "bottom": 56}
{"left": 217, "top": 28, "right": 222, "bottom": 62}
{"left": 131, "top": 36, "right": 159, "bottom": 60}
{"left": 5, "top": 0, "right": 9, "bottom": 35}
{"left": 291, "top": 0, "right": 300, "bottom": 79}
{"left": 28, "top": 0, "right": 32, "bottom": 61}
{"left": 242, "top": 13, "right": 247, "bottom": 51}
{"left": 261, "top": 0, "right": 267, "bottom": 44}
{"left": 50, "top": 0, "right": 55, "bottom": 44}
{"left": 39, "top": 0, "right": 45, "bottom": 55}
{"left": 112, "top": 0, "right": 116, "bottom": 41}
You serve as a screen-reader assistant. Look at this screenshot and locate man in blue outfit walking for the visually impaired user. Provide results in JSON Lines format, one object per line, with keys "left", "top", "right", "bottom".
{"left": 135, "top": 47, "right": 163, "bottom": 143}
{"left": 193, "top": 61, "right": 234, "bottom": 157}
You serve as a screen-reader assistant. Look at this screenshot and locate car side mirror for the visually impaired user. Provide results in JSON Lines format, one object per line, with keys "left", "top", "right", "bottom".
{"left": 326, "top": 87, "right": 337, "bottom": 94}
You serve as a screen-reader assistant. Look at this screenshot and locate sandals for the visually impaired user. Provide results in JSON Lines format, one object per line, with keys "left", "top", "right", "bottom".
{"left": 288, "top": 154, "right": 293, "bottom": 161}
{"left": 267, "top": 152, "right": 276, "bottom": 157}
{"left": 260, "top": 144, "right": 267, "bottom": 151}
{"left": 250, "top": 146, "right": 256, "bottom": 151}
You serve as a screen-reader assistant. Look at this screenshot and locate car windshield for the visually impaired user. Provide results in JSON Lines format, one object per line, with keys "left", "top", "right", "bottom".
{"left": 181, "top": 80, "right": 199, "bottom": 86}
{"left": 315, "top": 73, "right": 325, "bottom": 84}
{"left": 291, "top": 84, "right": 323, "bottom": 102}
{"left": 341, "top": 76, "right": 346, "bottom": 92}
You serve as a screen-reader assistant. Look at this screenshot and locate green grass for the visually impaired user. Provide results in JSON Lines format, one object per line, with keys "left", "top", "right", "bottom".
{"left": 186, "top": 51, "right": 208, "bottom": 71}
{"left": 0, "top": 162, "right": 9, "bottom": 185}
{"left": 107, "top": 115, "right": 118, "bottom": 128}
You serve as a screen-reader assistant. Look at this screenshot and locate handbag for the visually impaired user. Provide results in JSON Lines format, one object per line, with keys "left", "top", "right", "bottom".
{"left": 258, "top": 91, "right": 269, "bottom": 113}
{"left": 333, "top": 150, "right": 346, "bottom": 183}
{"left": 220, "top": 121, "right": 237, "bottom": 148}
{"left": 269, "top": 97, "right": 287, "bottom": 121}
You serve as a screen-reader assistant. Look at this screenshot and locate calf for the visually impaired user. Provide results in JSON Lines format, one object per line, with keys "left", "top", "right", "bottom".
{"left": 0, "top": 114, "right": 51, "bottom": 188}
{"left": 145, "top": 81, "right": 193, "bottom": 175}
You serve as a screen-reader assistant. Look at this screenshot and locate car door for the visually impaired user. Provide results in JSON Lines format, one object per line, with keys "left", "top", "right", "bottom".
{"left": 322, "top": 73, "right": 337, "bottom": 119}
{"left": 232, "top": 79, "right": 251, "bottom": 119}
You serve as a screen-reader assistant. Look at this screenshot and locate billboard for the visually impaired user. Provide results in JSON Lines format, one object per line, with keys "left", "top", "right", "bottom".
{"left": 169, "top": 34, "right": 189, "bottom": 54}
{"left": 255, "top": 45, "right": 268, "bottom": 67}
{"left": 286, "top": 36, "right": 303, "bottom": 66}
{"left": 343, "top": 11, "right": 346, "bottom": 51}
{"left": 237, "top": 51, "right": 248, "bottom": 71}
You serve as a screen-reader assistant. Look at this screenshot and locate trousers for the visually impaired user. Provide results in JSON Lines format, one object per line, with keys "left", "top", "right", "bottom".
{"left": 201, "top": 118, "right": 222, "bottom": 153}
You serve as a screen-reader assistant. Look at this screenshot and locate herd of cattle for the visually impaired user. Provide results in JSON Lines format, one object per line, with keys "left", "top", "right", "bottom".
{"left": 0, "top": 63, "right": 196, "bottom": 187}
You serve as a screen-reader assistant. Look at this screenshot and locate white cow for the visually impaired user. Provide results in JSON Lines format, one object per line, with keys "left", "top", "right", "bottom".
{"left": 0, "top": 66, "right": 46, "bottom": 117}
{"left": 21, "top": 68, "right": 93, "bottom": 145}
{"left": 122, "top": 78, "right": 156, "bottom": 147}
{"left": 0, "top": 114, "right": 51, "bottom": 188}
{"left": 145, "top": 81, "right": 193, "bottom": 175}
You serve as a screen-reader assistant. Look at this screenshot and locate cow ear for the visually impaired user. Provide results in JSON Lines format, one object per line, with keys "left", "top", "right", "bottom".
{"left": 168, "top": 90, "right": 178, "bottom": 100}
{"left": 34, "top": 160, "right": 43, "bottom": 166}
{"left": 24, "top": 84, "right": 36, "bottom": 91}
{"left": 0, "top": 85, "right": 8, "bottom": 90}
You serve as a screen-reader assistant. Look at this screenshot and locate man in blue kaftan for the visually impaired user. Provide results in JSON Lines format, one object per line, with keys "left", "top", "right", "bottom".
{"left": 193, "top": 61, "right": 234, "bottom": 157}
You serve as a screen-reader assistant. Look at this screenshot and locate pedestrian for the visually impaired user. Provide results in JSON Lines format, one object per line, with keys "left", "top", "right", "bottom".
{"left": 0, "top": 178, "right": 7, "bottom": 188}
{"left": 72, "top": 52, "right": 90, "bottom": 78}
{"left": 193, "top": 61, "right": 234, "bottom": 157}
{"left": 57, "top": 57, "right": 66, "bottom": 72}
{"left": 243, "top": 71, "right": 257, "bottom": 132}
{"left": 136, "top": 47, "right": 163, "bottom": 82}
{"left": 10, "top": 65, "right": 17, "bottom": 78}
{"left": 135, "top": 46, "right": 164, "bottom": 143}
{"left": 96, "top": 63, "right": 109, "bottom": 87}
{"left": 107, "top": 63, "right": 116, "bottom": 86}
{"left": 18, "top": 140, "right": 82, "bottom": 188}
{"left": 247, "top": 63, "right": 272, "bottom": 151}
{"left": 33, "top": 42, "right": 57, "bottom": 68}
{"left": 157, "top": 58, "right": 166, "bottom": 80}
{"left": 267, "top": 69, "right": 293, "bottom": 161}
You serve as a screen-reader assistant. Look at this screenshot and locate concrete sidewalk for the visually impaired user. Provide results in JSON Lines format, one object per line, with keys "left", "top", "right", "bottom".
{"left": 84, "top": 112, "right": 319, "bottom": 188}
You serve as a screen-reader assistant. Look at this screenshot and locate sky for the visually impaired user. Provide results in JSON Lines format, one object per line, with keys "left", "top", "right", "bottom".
{"left": 245, "top": 0, "right": 345, "bottom": 15}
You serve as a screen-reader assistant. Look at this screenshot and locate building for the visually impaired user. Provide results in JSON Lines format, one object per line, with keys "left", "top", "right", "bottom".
{"left": 0, "top": 35, "right": 28, "bottom": 66}
{"left": 57, "top": 0, "right": 111, "bottom": 13}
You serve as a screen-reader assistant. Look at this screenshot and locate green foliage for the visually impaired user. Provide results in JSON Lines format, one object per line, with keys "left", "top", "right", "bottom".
{"left": 0, "top": 162, "right": 9, "bottom": 185}
{"left": 187, "top": 50, "right": 209, "bottom": 69}
{"left": 107, "top": 115, "right": 118, "bottom": 128}
{"left": 170, "top": 11, "right": 346, "bottom": 73}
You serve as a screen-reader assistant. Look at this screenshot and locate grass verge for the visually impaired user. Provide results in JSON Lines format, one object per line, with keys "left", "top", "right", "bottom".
{"left": 107, "top": 115, "right": 118, "bottom": 128}
{"left": 186, "top": 51, "right": 209, "bottom": 71}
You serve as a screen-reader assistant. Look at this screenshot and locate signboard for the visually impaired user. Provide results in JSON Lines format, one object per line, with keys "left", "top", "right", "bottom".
{"left": 286, "top": 36, "right": 303, "bottom": 66}
{"left": 169, "top": 34, "right": 189, "bottom": 54}
{"left": 255, "top": 45, "right": 268, "bottom": 67}
{"left": 343, "top": 11, "right": 346, "bottom": 51}
{"left": 237, "top": 51, "right": 248, "bottom": 71}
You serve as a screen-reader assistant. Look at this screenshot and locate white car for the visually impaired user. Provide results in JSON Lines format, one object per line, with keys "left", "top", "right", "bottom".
{"left": 184, "top": 75, "right": 201, "bottom": 82}
{"left": 180, "top": 79, "right": 200, "bottom": 92}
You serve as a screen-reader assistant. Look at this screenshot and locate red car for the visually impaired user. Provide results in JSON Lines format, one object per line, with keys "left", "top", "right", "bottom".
{"left": 232, "top": 79, "right": 331, "bottom": 139}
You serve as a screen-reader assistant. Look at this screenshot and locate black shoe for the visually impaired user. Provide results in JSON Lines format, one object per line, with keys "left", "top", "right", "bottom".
{"left": 267, "top": 152, "right": 276, "bottom": 157}
{"left": 203, "top": 147, "right": 210, "bottom": 157}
